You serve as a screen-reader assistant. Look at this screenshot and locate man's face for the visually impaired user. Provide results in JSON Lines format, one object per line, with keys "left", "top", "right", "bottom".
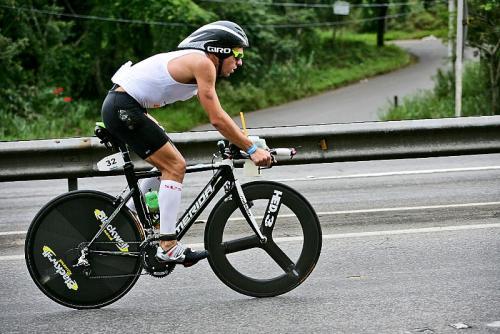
{"left": 221, "top": 47, "right": 244, "bottom": 77}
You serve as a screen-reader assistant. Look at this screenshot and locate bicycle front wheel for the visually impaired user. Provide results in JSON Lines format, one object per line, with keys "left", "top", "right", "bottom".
{"left": 205, "top": 181, "right": 322, "bottom": 297}
{"left": 25, "top": 190, "right": 144, "bottom": 309}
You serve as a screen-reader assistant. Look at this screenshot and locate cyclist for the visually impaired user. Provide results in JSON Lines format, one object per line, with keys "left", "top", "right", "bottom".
{"left": 101, "top": 21, "right": 271, "bottom": 266}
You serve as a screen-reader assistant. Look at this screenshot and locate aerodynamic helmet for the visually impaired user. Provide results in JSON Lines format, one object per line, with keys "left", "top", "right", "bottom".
{"left": 178, "top": 21, "right": 249, "bottom": 59}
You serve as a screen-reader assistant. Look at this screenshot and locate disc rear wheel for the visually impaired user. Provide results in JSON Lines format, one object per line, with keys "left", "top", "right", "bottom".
{"left": 25, "top": 190, "right": 144, "bottom": 309}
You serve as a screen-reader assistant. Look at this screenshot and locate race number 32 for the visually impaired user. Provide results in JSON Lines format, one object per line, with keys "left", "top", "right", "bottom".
{"left": 97, "top": 153, "right": 125, "bottom": 171}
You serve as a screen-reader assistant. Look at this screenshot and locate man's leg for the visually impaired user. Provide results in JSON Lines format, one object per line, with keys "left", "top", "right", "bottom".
{"left": 145, "top": 141, "right": 206, "bottom": 266}
{"left": 145, "top": 141, "right": 186, "bottom": 251}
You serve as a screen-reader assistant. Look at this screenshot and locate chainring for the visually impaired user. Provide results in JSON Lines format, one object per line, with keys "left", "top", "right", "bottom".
{"left": 141, "top": 240, "right": 176, "bottom": 278}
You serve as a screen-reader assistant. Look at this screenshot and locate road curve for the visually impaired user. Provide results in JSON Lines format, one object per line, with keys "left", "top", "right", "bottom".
{"left": 193, "top": 38, "right": 448, "bottom": 130}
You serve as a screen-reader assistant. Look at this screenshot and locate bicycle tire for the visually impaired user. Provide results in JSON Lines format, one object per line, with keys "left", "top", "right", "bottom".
{"left": 25, "top": 190, "right": 144, "bottom": 309}
{"left": 205, "top": 181, "right": 322, "bottom": 297}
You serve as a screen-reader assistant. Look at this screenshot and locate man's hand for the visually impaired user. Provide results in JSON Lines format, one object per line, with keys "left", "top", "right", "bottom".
{"left": 250, "top": 148, "right": 272, "bottom": 167}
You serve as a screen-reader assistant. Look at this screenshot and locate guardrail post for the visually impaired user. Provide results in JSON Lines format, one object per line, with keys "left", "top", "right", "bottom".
{"left": 68, "top": 178, "right": 78, "bottom": 191}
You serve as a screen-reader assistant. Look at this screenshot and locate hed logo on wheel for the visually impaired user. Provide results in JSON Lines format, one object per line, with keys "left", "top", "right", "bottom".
{"left": 264, "top": 190, "right": 283, "bottom": 228}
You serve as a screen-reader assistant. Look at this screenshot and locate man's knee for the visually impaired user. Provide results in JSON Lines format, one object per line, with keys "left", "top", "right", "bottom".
{"left": 146, "top": 142, "right": 187, "bottom": 181}
{"left": 172, "top": 156, "right": 186, "bottom": 177}
{"left": 158, "top": 155, "right": 186, "bottom": 180}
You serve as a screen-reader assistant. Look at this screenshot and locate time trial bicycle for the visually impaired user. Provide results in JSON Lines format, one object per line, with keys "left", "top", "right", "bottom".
{"left": 25, "top": 124, "right": 322, "bottom": 309}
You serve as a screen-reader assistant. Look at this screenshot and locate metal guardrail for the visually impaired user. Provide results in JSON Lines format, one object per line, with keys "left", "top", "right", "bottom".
{"left": 1, "top": 116, "right": 500, "bottom": 187}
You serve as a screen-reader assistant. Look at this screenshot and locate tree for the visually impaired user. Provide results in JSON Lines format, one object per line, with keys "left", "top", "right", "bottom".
{"left": 467, "top": 0, "right": 500, "bottom": 115}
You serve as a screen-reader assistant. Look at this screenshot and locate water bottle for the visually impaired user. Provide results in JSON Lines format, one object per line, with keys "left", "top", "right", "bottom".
{"left": 244, "top": 136, "right": 268, "bottom": 177}
{"left": 144, "top": 190, "right": 159, "bottom": 213}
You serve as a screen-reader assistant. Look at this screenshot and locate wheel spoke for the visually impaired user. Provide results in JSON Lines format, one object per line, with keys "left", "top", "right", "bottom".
{"left": 221, "top": 235, "right": 261, "bottom": 254}
{"left": 263, "top": 241, "right": 299, "bottom": 278}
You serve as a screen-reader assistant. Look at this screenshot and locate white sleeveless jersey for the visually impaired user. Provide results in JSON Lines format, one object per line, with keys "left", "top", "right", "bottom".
{"left": 111, "top": 49, "right": 205, "bottom": 109}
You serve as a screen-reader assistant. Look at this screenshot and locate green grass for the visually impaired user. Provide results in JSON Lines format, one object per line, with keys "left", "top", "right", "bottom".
{"left": 381, "top": 61, "right": 493, "bottom": 120}
{"left": 0, "top": 88, "right": 100, "bottom": 140}
{"left": 338, "top": 29, "right": 447, "bottom": 44}
{"left": 385, "top": 28, "right": 448, "bottom": 41}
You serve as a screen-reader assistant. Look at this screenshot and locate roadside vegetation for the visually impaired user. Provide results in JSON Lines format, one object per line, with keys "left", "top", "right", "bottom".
{"left": 382, "top": 0, "right": 499, "bottom": 120}
{"left": 1, "top": 0, "right": 449, "bottom": 140}
{"left": 383, "top": 62, "right": 492, "bottom": 120}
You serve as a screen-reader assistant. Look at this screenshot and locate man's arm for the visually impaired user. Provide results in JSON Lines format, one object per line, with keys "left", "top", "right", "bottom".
{"left": 193, "top": 57, "right": 271, "bottom": 166}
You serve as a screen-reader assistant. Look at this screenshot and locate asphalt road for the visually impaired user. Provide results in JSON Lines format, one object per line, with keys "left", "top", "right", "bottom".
{"left": 1, "top": 154, "right": 499, "bottom": 237}
{"left": 1, "top": 154, "right": 499, "bottom": 333}
{"left": 1, "top": 225, "right": 498, "bottom": 333}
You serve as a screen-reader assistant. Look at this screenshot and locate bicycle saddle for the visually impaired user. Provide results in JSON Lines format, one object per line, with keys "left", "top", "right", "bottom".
{"left": 94, "top": 122, "right": 120, "bottom": 151}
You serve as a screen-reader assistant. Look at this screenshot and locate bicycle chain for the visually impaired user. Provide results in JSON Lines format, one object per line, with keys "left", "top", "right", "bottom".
{"left": 89, "top": 272, "right": 149, "bottom": 279}
{"left": 86, "top": 241, "right": 144, "bottom": 245}
{"left": 83, "top": 239, "right": 175, "bottom": 279}
{"left": 84, "top": 241, "right": 146, "bottom": 279}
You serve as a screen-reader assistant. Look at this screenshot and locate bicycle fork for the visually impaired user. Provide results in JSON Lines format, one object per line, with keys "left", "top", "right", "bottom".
{"left": 234, "top": 180, "right": 267, "bottom": 244}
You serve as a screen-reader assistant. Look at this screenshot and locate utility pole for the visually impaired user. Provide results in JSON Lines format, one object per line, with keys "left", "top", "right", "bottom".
{"left": 448, "top": 0, "right": 455, "bottom": 70}
{"left": 455, "top": 0, "right": 464, "bottom": 117}
{"left": 376, "top": 0, "right": 389, "bottom": 47}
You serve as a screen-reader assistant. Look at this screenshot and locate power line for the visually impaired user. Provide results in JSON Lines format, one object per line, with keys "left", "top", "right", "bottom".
{"left": 195, "top": 0, "right": 429, "bottom": 9}
{"left": 0, "top": 4, "right": 424, "bottom": 29}
{"left": 248, "top": 11, "right": 425, "bottom": 28}
{"left": 0, "top": 4, "right": 197, "bottom": 27}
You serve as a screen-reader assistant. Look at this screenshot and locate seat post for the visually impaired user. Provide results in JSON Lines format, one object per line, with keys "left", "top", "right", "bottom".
{"left": 119, "top": 145, "right": 149, "bottom": 224}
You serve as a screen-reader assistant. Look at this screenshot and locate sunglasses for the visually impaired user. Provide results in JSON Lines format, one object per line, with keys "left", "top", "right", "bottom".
{"left": 232, "top": 48, "right": 244, "bottom": 60}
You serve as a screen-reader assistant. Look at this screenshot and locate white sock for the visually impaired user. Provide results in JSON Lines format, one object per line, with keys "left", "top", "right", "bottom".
{"left": 158, "top": 180, "right": 183, "bottom": 235}
{"left": 126, "top": 171, "right": 161, "bottom": 212}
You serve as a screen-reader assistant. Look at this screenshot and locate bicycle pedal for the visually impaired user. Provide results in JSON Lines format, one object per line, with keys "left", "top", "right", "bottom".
{"left": 183, "top": 250, "right": 209, "bottom": 267}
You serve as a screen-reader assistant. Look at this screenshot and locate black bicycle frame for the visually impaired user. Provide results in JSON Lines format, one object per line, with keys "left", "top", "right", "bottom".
{"left": 87, "top": 144, "right": 266, "bottom": 255}
{"left": 129, "top": 163, "right": 236, "bottom": 240}
{"left": 173, "top": 162, "right": 267, "bottom": 243}
{"left": 175, "top": 164, "right": 233, "bottom": 240}
{"left": 88, "top": 153, "right": 237, "bottom": 249}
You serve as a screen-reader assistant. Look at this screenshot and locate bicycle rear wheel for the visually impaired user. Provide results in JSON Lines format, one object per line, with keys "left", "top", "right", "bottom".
{"left": 205, "top": 181, "right": 322, "bottom": 297}
{"left": 25, "top": 190, "right": 144, "bottom": 309}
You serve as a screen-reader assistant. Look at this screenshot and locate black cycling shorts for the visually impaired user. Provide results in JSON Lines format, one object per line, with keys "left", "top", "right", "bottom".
{"left": 101, "top": 88, "right": 170, "bottom": 159}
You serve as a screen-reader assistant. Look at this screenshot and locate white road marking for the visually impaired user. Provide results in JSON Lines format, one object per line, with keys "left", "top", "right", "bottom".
{"left": 268, "top": 223, "right": 500, "bottom": 243}
{"left": 0, "top": 255, "right": 24, "bottom": 261}
{"left": 3, "top": 201, "right": 499, "bottom": 237}
{"left": 274, "top": 165, "right": 500, "bottom": 182}
{"left": 320, "top": 222, "right": 500, "bottom": 240}
{"left": 226, "top": 201, "right": 500, "bottom": 221}
{"left": 0, "top": 231, "right": 26, "bottom": 236}
{"left": 4, "top": 223, "right": 499, "bottom": 262}
{"left": 487, "top": 321, "right": 500, "bottom": 328}
{"left": 316, "top": 201, "right": 500, "bottom": 216}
